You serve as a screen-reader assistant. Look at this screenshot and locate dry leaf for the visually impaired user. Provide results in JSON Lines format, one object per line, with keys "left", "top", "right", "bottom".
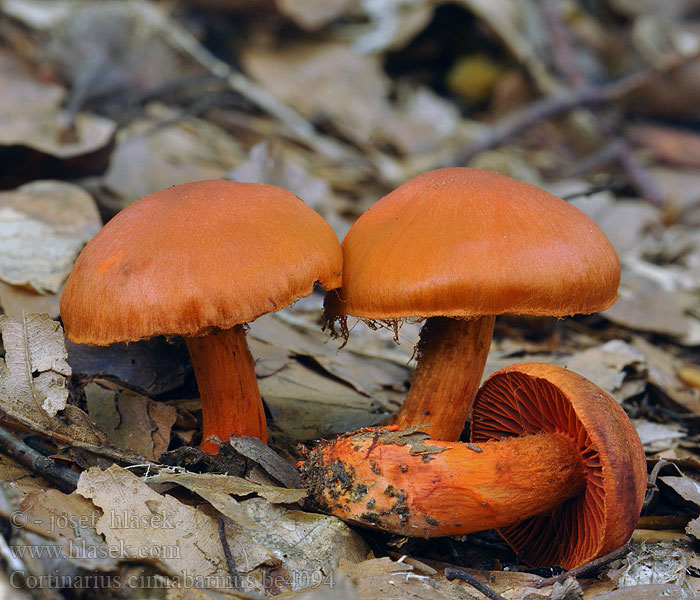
{"left": 242, "top": 42, "right": 391, "bottom": 147}
{"left": 0, "top": 314, "right": 107, "bottom": 445}
{"left": 19, "top": 489, "right": 118, "bottom": 572}
{"left": 631, "top": 336, "right": 700, "bottom": 419}
{"left": 634, "top": 420, "right": 686, "bottom": 451}
{"left": 628, "top": 124, "right": 700, "bottom": 168}
{"left": 77, "top": 465, "right": 264, "bottom": 592}
{"left": 85, "top": 384, "right": 177, "bottom": 461}
{"left": 145, "top": 471, "right": 368, "bottom": 591}
{"left": 146, "top": 472, "right": 307, "bottom": 512}
{"left": 0, "top": 181, "right": 100, "bottom": 294}
{"left": 604, "top": 273, "right": 700, "bottom": 345}
{"left": 227, "top": 436, "right": 301, "bottom": 488}
{"left": 0, "top": 50, "right": 116, "bottom": 188}
{"left": 246, "top": 313, "right": 407, "bottom": 440}
{"left": 687, "top": 516, "right": 700, "bottom": 541}
{"left": 103, "top": 103, "right": 245, "bottom": 204}
{"left": 0, "top": 282, "right": 60, "bottom": 321}
{"left": 0, "top": 313, "right": 71, "bottom": 417}
{"left": 78, "top": 465, "right": 366, "bottom": 594}
{"left": 660, "top": 475, "right": 700, "bottom": 508}
{"left": 565, "top": 340, "right": 647, "bottom": 403}
{"left": 608, "top": 542, "right": 690, "bottom": 589}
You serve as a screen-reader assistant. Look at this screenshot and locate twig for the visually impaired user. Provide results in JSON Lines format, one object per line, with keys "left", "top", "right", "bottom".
{"left": 446, "top": 50, "right": 700, "bottom": 166}
{"left": 0, "top": 425, "right": 79, "bottom": 493}
{"left": 616, "top": 142, "right": 666, "bottom": 208}
{"left": 0, "top": 415, "right": 157, "bottom": 467}
{"left": 217, "top": 518, "right": 240, "bottom": 589}
{"left": 444, "top": 568, "right": 508, "bottom": 600}
{"left": 561, "top": 139, "right": 666, "bottom": 208}
{"left": 561, "top": 181, "right": 625, "bottom": 201}
{"left": 643, "top": 459, "right": 679, "bottom": 511}
{"left": 534, "top": 542, "right": 631, "bottom": 588}
{"left": 562, "top": 139, "right": 627, "bottom": 178}
{"left": 147, "top": 5, "right": 362, "bottom": 167}
{"left": 542, "top": 0, "right": 584, "bottom": 87}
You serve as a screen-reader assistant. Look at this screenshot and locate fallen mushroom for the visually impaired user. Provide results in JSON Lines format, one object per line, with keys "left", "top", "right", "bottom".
{"left": 301, "top": 363, "right": 646, "bottom": 569}
{"left": 325, "top": 168, "right": 620, "bottom": 441}
{"left": 61, "top": 180, "right": 342, "bottom": 452}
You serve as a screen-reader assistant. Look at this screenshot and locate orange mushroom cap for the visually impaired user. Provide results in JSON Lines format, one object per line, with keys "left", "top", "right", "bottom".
{"left": 61, "top": 180, "right": 343, "bottom": 344}
{"left": 471, "top": 363, "right": 647, "bottom": 568}
{"left": 326, "top": 168, "right": 620, "bottom": 319}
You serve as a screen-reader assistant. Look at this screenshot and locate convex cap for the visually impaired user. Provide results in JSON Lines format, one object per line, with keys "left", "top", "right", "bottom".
{"left": 326, "top": 167, "right": 620, "bottom": 319}
{"left": 62, "top": 180, "right": 342, "bottom": 344}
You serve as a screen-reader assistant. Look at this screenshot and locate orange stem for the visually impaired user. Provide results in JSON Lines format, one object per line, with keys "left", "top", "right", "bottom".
{"left": 391, "top": 316, "right": 495, "bottom": 440}
{"left": 186, "top": 325, "right": 266, "bottom": 453}
{"left": 302, "top": 428, "right": 586, "bottom": 537}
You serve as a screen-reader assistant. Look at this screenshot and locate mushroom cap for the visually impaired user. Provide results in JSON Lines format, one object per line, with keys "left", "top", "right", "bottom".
{"left": 471, "top": 362, "right": 647, "bottom": 569}
{"left": 325, "top": 168, "right": 619, "bottom": 319}
{"left": 61, "top": 180, "right": 342, "bottom": 344}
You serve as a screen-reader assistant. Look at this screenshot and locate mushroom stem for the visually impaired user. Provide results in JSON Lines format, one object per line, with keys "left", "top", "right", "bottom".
{"left": 391, "top": 316, "right": 495, "bottom": 440}
{"left": 302, "top": 428, "right": 586, "bottom": 537}
{"left": 186, "top": 324, "right": 266, "bottom": 453}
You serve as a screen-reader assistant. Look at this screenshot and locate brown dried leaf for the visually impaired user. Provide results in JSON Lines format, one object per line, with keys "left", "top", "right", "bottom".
{"left": 77, "top": 465, "right": 267, "bottom": 592}
{"left": 0, "top": 314, "right": 106, "bottom": 445}
{"left": 687, "top": 516, "right": 700, "bottom": 541}
{"left": 0, "top": 314, "right": 71, "bottom": 418}
{"left": 631, "top": 336, "right": 700, "bottom": 418}
{"left": 149, "top": 470, "right": 367, "bottom": 593}
{"left": 84, "top": 384, "right": 176, "bottom": 461}
{"left": 565, "top": 340, "right": 647, "bottom": 403}
{"left": 0, "top": 48, "right": 116, "bottom": 180}
{"left": 242, "top": 42, "right": 390, "bottom": 147}
{"left": 19, "top": 489, "right": 117, "bottom": 572}
{"left": 0, "top": 49, "right": 64, "bottom": 113}
{"left": 629, "top": 124, "right": 700, "bottom": 168}
{"left": 659, "top": 475, "right": 700, "bottom": 508}
{"left": 227, "top": 436, "right": 300, "bottom": 488}
{"left": 146, "top": 472, "right": 307, "bottom": 511}
{"left": 0, "top": 181, "right": 100, "bottom": 294}
{"left": 247, "top": 313, "right": 407, "bottom": 440}
{"left": 603, "top": 273, "right": 700, "bottom": 345}
{"left": 0, "top": 50, "right": 115, "bottom": 186}
{"left": 103, "top": 104, "right": 245, "bottom": 204}
{"left": 77, "top": 465, "right": 365, "bottom": 594}
{"left": 0, "top": 282, "right": 60, "bottom": 321}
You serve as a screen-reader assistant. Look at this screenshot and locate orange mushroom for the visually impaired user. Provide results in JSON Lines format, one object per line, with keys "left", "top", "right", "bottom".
{"left": 325, "top": 168, "right": 620, "bottom": 441}
{"left": 61, "top": 180, "right": 342, "bottom": 453}
{"left": 301, "top": 363, "right": 646, "bottom": 569}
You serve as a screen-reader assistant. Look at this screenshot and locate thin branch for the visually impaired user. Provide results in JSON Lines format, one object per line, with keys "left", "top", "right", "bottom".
{"left": 149, "top": 5, "right": 364, "bottom": 168}
{"left": 534, "top": 542, "right": 631, "bottom": 588}
{"left": 446, "top": 51, "right": 700, "bottom": 166}
{"left": 444, "top": 568, "right": 508, "bottom": 600}
{"left": 0, "top": 425, "right": 79, "bottom": 493}
{"left": 562, "top": 139, "right": 666, "bottom": 208}
{"left": 0, "top": 415, "right": 157, "bottom": 467}
{"left": 218, "top": 518, "right": 240, "bottom": 590}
